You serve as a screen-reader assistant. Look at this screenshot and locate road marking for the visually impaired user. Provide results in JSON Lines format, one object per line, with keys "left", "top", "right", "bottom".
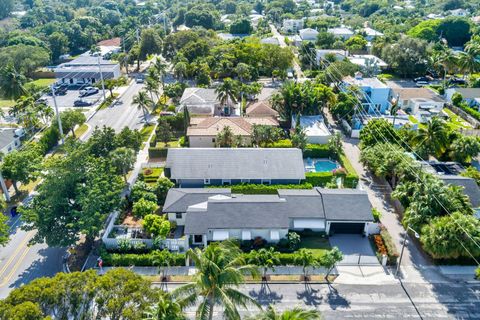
{"left": 0, "top": 245, "right": 32, "bottom": 287}
{"left": 0, "top": 231, "right": 35, "bottom": 279}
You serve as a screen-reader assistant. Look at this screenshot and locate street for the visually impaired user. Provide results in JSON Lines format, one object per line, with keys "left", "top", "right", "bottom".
{"left": 166, "top": 282, "right": 480, "bottom": 319}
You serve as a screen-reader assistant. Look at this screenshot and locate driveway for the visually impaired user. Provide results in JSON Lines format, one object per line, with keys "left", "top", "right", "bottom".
{"left": 329, "top": 234, "right": 379, "bottom": 265}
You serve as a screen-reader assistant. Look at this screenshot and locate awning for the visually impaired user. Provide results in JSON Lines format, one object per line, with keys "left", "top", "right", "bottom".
{"left": 241, "top": 231, "right": 251, "bottom": 241}
{"left": 293, "top": 219, "right": 325, "bottom": 229}
{"left": 270, "top": 230, "right": 280, "bottom": 241}
{"left": 212, "top": 230, "right": 229, "bottom": 241}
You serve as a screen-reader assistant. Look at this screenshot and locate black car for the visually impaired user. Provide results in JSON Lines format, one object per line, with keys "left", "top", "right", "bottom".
{"left": 74, "top": 99, "right": 93, "bottom": 107}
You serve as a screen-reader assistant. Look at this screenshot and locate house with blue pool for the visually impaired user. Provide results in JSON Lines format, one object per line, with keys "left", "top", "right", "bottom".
{"left": 164, "top": 148, "right": 306, "bottom": 187}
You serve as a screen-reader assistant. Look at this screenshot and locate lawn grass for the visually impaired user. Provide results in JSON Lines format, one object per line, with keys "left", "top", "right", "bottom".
{"left": 140, "top": 124, "right": 155, "bottom": 142}
{"left": 0, "top": 99, "right": 14, "bottom": 108}
{"left": 27, "top": 78, "right": 56, "bottom": 88}
{"left": 299, "top": 234, "right": 331, "bottom": 258}
{"left": 443, "top": 108, "right": 473, "bottom": 130}
{"left": 74, "top": 124, "right": 89, "bottom": 138}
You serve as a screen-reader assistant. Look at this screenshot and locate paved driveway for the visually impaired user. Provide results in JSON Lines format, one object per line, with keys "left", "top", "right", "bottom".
{"left": 329, "top": 234, "right": 379, "bottom": 265}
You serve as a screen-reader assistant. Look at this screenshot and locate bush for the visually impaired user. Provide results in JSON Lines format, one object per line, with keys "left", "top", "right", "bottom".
{"left": 101, "top": 250, "right": 186, "bottom": 266}
{"left": 380, "top": 228, "right": 399, "bottom": 264}
{"left": 303, "top": 144, "right": 333, "bottom": 158}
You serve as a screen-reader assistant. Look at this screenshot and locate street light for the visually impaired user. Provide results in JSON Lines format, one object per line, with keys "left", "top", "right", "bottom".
{"left": 395, "top": 225, "right": 420, "bottom": 277}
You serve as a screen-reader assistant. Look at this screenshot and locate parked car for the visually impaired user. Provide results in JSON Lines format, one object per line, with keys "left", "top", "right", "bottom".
{"left": 415, "top": 81, "right": 429, "bottom": 87}
{"left": 74, "top": 99, "right": 93, "bottom": 107}
{"left": 79, "top": 86, "right": 99, "bottom": 97}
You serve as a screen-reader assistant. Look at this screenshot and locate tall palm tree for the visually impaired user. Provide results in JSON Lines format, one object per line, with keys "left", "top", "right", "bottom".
{"left": 215, "top": 78, "right": 239, "bottom": 113}
{"left": 412, "top": 117, "right": 448, "bottom": 158}
{"left": 0, "top": 65, "right": 26, "bottom": 100}
{"left": 250, "top": 305, "right": 322, "bottom": 320}
{"left": 144, "top": 292, "right": 187, "bottom": 320}
{"left": 173, "top": 241, "right": 260, "bottom": 320}
{"left": 133, "top": 91, "right": 153, "bottom": 124}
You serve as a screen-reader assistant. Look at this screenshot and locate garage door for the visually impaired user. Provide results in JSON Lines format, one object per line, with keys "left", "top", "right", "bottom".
{"left": 330, "top": 222, "right": 365, "bottom": 234}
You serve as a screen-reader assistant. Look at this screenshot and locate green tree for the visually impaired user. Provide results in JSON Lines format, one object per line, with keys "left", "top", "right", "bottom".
{"left": 249, "top": 247, "right": 281, "bottom": 280}
{"left": 1, "top": 148, "right": 40, "bottom": 194}
{"left": 110, "top": 147, "right": 136, "bottom": 183}
{"left": 143, "top": 214, "right": 170, "bottom": 238}
{"left": 133, "top": 91, "right": 153, "bottom": 124}
{"left": 421, "top": 212, "right": 480, "bottom": 259}
{"left": 294, "top": 249, "right": 318, "bottom": 280}
{"left": 133, "top": 198, "right": 158, "bottom": 218}
{"left": 0, "top": 65, "right": 26, "bottom": 100}
{"left": 174, "top": 241, "right": 260, "bottom": 320}
{"left": 319, "top": 247, "right": 343, "bottom": 281}
{"left": 251, "top": 305, "right": 322, "bottom": 320}
{"left": 144, "top": 292, "right": 187, "bottom": 320}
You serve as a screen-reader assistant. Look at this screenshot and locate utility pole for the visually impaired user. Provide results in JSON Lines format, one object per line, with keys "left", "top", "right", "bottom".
{"left": 97, "top": 55, "right": 107, "bottom": 101}
{"left": 51, "top": 85, "right": 65, "bottom": 144}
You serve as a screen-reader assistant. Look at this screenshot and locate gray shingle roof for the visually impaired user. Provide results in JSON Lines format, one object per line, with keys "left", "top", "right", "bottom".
{"left": 183, "top": 188, "right": 373, "bottom": 234}
{"left": 163, "top": 188, "right": 231, "bottom": 212}
{"left": 440, "top": 175, "right": 480, "bottom": 208}
{"left": 165, "top": 148, "right": 306, "bottom": 180}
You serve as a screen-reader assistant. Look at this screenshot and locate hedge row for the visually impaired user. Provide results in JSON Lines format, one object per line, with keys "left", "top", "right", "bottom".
{"left": 148, "top": 147, "right": 168, "bottom": 158}
{"left": 213, "top": 183, "right": 314, "bottom": 194}
{"left": 102, "top": 252, "right": 186, "bottom": 267}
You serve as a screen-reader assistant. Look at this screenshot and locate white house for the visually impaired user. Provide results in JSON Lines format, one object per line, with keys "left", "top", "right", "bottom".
{"left": 292, "top": 115, "right": 332, "bottom": 144}
{"left": 282, "top": 19, "right": 304, "bottom": 33}
{"left": 342, "top": 73, "right": 392, "bottom": 114}
{"left": 54, "top": 54, "right": 121, "bottom": 86}
{"left": 327, "top": 27, "right": 354, "bottom": 40}
{"left": 163, "top": 188, "right": 376, "bottom": 248}
{"left": 299, "top": 28, "right": 319, "bottom": 41}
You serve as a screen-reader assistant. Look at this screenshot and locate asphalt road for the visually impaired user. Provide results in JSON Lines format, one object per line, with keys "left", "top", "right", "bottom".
{"left": 0, "top": 216, "right": 64, "bottom": 299}
{"left": 166, "top": 282, "right": 480, "bottom": 319}
{"left": 82, "top": 81, "right": 147, "bottom": 140}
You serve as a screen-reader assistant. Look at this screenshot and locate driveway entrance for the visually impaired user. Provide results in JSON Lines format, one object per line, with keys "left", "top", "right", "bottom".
{"left": 329, "top": 234, "right": 379, "bottom": 265}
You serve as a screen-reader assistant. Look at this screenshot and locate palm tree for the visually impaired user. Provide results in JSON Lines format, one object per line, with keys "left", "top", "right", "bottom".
{"left": 412, "top": 117, "right": 448, "bottom": 158}
{"left": 248, "top": 247, "right": 280, "bottom": 281}
{"left": 250, "top": 305, "right": 322, "bottom": 320}
{"left": 294, "top": 249, "right": 318, "bottom": 281}
{"left": 133, "top": 91, "right": 153, "bottom": 124}
{"left": 144, "top": 292, "right": 187, "bottom": 320}
{"left": 173, "top": 241, "right": 260, "bottom": 320}
{"left": 174, "top": 62, "right": 188, "bottom": 83}
{"left": 0, "top": 65, "right": 26, "bottom": 100}
{"left": 215, "top": 78, "right": 239, "bottom": 114}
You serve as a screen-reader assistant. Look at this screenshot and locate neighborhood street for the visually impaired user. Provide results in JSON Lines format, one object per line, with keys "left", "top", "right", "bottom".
{"left": 167, "top": 281, "right": 480, "bottom": 319}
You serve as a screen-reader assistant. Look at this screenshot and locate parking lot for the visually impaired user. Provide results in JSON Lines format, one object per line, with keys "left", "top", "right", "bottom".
{"left": 42, "top": 88, "right": 104, "bottom": 111}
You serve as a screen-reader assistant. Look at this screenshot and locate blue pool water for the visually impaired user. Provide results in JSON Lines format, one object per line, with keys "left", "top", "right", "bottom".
{"left": 304, "top": 158, "right": 340, "bottom": 173}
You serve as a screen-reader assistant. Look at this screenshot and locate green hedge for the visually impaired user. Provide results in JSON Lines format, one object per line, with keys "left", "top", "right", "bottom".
{"left": 210, "top": 183, "right": 314, "bottom": 194}
{"left": 303, "top": 144, "right": 333, "bottom": 158}
{"left": 102, "top": 252, "right": 186, "bottom": 267}
{"left": 148, "top": 147, "right": 168, "bottom": 158}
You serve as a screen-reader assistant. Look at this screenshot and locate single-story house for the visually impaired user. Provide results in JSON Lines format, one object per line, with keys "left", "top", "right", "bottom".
{"left": 178, "top": 87, "right": 239, "bottom": 116}
{"left": 245, "top": 101, "right": 279, "bottom": 118}
{"left": 54, "top": 54, "right": 120, "bottom": 86}
{"left": 445, "top": 88, "right": 480, "bottom": 110}
{"left": 392, "top": 88, "right": 446, "bottom": 122}
{"left": 327, "top": 27, "right": 354, "bottom": 40}
{"left": 163, "top": 188, "right": 375, "bottom": 247}
{"left": 0, "top": 128, "right": 23, "bottom": 155}
{"left": 292, "top": 115, "right": 332, "bottom": 144}
{"left": 299, "top": 28, "right": 319, "bottom": 41}
{"left": 342, "top": 73, "right": 392, "bottom": 114}
{"left": 187, "top": 116, "right": 278, "bottom": 147}
{"left": 164, "top": 148, "right": 306, "bottom": 187}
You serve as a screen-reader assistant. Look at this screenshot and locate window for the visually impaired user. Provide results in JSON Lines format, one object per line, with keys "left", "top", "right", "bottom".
{"left": 194, "top": 235, "right": 203, "bottom": 244}
{"left": 204, "top": 179, "right": 210, "bottom": 185}
{"left": 176, "top": 213, "right": 183, "bottom": 219}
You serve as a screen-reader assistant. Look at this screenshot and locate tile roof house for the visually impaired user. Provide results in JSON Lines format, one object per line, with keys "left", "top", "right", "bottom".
{"left": 245, "top": 101, "right": 279, "bottom": 118}
{"left": 163, "top": 188, "right": 375, "bottom": 247}
{"left": 187, "top": 116, "right": 278, "bottom": 147}
{"left": 164, "top": 148, "right": 306, "bottom": 187}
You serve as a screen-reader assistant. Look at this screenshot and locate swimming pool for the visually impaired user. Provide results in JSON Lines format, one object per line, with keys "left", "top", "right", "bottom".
{"left": 304, "top": 158, "right": 340, "bottom": 173}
